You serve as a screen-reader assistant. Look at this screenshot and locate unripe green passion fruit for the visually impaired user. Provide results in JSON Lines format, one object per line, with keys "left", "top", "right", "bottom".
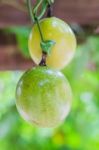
{"left": 16, "top": 67, "right": 72, "bottom": 128}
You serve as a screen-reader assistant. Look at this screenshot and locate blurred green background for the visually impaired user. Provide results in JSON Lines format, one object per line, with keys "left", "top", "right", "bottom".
{"left": 0, "top": 27, "right": 99, "bottom": 150}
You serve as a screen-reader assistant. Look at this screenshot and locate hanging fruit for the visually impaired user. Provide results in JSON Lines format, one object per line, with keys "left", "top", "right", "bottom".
{"left": 16, "top": 0, "right": 76, "bottom": 128}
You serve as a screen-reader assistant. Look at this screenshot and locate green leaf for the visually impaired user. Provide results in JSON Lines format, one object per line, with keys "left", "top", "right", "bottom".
{"left": 5, "top": 27, "right": 30, "bottom": 58}
{"left": 16, "top": 34, "right": 30, "bottom": 58}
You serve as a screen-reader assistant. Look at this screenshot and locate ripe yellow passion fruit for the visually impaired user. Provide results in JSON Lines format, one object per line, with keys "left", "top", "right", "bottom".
{"left": 28, "top": 17, "right": 76, "bottom": 70}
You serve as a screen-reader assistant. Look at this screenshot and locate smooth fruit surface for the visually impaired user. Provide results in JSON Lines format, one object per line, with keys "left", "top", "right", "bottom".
{"left": 16, "top": 67, "right": 72, "bottom": 127}
{"left": 28, "top": 17, "right": 76, "bottom": 70}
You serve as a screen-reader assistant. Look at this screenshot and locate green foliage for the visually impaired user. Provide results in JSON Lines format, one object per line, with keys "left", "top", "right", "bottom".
{"left": 0, "top": 32, "right": 99, "bottom": 149}
{"left": 6, "top": 27, "right": 31, "bottom": 58}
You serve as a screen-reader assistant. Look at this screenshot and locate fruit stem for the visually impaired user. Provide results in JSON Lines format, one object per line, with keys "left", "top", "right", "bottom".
{"left": 47, "top": 0, "right": 54, "bottom": 17}
{"left": 27, "top": 0, "right": 54, "bottom": 66}
{"left": 47, "top": 4, "right": 53, "bottom": 17}
{"left": 39, "top": 1, "right": 53, "bottom": 66}
{"left": 39, "top": 52, "right": 47, "bottom": 66}
{"left": 34, "top": 15, "right": 45, "bottom": 42}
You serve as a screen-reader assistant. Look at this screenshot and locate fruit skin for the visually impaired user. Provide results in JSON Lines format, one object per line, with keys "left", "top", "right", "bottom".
{"left": 28, "top": 17, "right": 76, "bottom": 70}
{"left": 16, "top": 67, "right": 72, "bottom": 128}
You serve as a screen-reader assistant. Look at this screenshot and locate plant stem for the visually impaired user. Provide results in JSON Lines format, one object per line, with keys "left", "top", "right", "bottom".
{"left": 27, "top": 0, "right": 55, "bottom": 66}
{"left": 39, "top": 52, "right": 47, "bottom": 66}
{"left": 27, "top": 0, "right": 34, "bottom": 23}
{"left": 47, "top": 0, "right": 54, "bottom": 5}
{"left": 33, "top": 0, "right": 43, "bottom": 14}
{"left": 27, "top": 0, "right": 44, "bottom": 42}
{"left": 34, "top": 16, "right": 44, "bottom": 42}
{"left": 47, "top": 4, "right": 53, "bottom": 17}
{"left": 38, "top": 1, "right": 48, "bottom": 20}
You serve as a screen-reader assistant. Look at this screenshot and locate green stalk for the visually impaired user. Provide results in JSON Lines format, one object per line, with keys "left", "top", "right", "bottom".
{"left": 33, "top": 0, "right": 43, "bottom": 15}
{"left": 27, "top": 0, "right": 56, "bottom": 55}
{"left": 47, "top": 0, "right": 54, "bottom": 4}
{"left": 34, "top": 16, "right": 44, "bottom": 42}
{"left": 27, "top": 0, "right": 34, "bottom": 23}
{"left": 38, "top": 0, "right": 48, "bottom": 20}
